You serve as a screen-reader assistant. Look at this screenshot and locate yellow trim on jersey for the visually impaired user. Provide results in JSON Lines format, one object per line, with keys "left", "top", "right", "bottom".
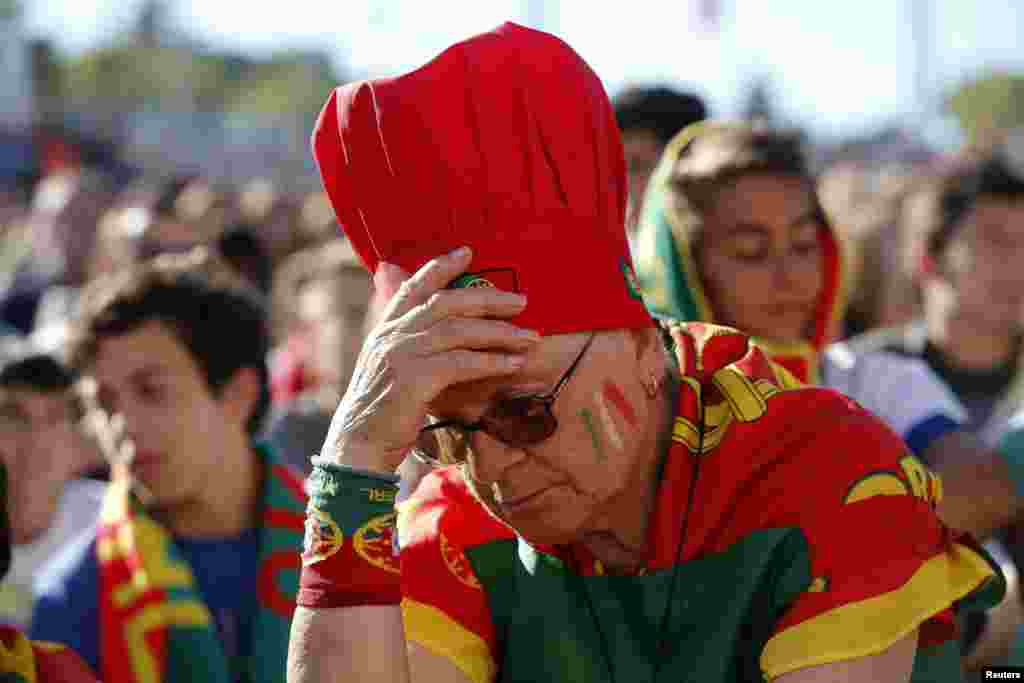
{"left": 844, "top": 473, "right": 909, "bottom": 504}
{"left": 0, "top": 628, "right": 37, "bottom": 680}
{"left": 760, "top": 541, "right": 996, "bottom": 680}
{"left": 402, "top": 598, "right": 496, "bottom": 683}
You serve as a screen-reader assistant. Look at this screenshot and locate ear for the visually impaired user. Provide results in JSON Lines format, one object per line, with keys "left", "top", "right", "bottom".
{"left": 629, "top": 325, "right": 668, "bottom": 383}
{"left": 219, "top": 366, "right": 262, "bottom": 429}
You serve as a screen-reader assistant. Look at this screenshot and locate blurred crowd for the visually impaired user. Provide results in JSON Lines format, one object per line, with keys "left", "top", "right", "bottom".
{"left": 2, "top": 73, "right": 1024, "bottom": 680}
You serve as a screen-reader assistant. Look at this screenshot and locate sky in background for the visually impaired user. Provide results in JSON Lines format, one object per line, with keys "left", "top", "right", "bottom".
{"left": 21, "top": 0, "right": 1024, "bottom": 144}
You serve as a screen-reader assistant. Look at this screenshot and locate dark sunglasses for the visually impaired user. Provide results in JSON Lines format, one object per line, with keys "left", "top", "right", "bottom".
{"left": 420, "top": 333, "right": 595, "bottom": 449}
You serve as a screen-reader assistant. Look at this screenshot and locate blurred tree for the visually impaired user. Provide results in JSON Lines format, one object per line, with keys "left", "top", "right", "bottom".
{"left": 226, "top": 54, "right": 341, "bottom": 116}
{"left": 0, "top": 0, "right": 20, "bottom": 21}
{"left": 135, "top": 0, "right": 169, "bottom": 48}
{"left": 29, "top": 39, "right": 64, "bottom": 125}
{"left": 61, "top": 0, "right": 347, "bottom": 121}
{"left": 947, "top": 71, "right": 1024, "bottom": 147}
{"left": 743, "top": 77, "right": 777, "bottom": 126}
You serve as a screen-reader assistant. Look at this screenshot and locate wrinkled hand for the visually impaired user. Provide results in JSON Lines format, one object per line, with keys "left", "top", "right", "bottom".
{"left": 320, "top": 247, "right": 540, "bottom": 474}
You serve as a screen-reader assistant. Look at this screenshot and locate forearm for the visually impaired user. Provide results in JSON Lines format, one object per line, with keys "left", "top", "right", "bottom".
{"left": 930, "top": 432, "right": 1022, "bottom": 538}
{"left": 936, "top": 456, "right": 1019, "bottom": 538}
{"left": 292, "top": 457, "right": 407, "bottom": 682}
{"left": 288, "top": 606, "right": 410, "bottom": 683}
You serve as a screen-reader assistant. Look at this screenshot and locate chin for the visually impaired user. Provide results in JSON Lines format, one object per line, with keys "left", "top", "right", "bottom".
{"left": 504, "top": 509, "right": 591, "bottom": 547}
{"left": 12, "top": 503, "right": 59, "bottom": 546}
{"left": 12, "top": 518, "right": 50, "bottom": 546}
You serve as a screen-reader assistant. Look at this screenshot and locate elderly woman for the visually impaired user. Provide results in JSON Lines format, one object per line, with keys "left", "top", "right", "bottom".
{"left": 288, "top": 24, "right": 1001, "bottom": 683}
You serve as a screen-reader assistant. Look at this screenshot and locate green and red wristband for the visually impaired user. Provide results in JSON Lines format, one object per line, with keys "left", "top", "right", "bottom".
{"left": 296, "top": 459, "right": 403, "bottom": 608}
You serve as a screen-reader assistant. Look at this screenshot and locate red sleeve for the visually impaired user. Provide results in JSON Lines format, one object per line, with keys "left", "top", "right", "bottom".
{"left": 398, "top": 467, "right": 515, "bottom": 683}
{"left": 33, "top": 641, "right": 101, "bottom": 683}
{"left": 0, "top": 628, "right": 99, "bottom": 683}
{"left": 747, "top": 394, "right": 999, "bottom": 679}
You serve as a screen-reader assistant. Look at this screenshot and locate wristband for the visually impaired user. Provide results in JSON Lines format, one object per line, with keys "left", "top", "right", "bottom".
{"left": 297, "top": 460, "right": 402, "bottom": 608}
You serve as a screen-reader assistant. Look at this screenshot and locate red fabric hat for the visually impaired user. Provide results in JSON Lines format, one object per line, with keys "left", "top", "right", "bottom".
{"left": 311, "top": 22, "right": 653, "bottom": 336}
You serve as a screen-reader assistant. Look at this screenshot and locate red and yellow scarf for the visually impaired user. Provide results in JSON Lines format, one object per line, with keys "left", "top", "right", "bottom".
{"left": 0, "top": 627, "right": 98, "bottom": 683}
{"left": 97, "top": 445, "right": 306, "bottom": 683}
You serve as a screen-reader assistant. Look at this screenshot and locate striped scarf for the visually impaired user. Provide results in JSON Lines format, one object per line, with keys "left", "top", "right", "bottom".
{"left": 97, "top": 444, "right": 306, "bottom": 683}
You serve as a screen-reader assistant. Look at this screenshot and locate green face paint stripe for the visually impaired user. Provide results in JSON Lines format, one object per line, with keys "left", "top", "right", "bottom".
{"left": 579, "top": 408, "right": 605, "bottom": 461}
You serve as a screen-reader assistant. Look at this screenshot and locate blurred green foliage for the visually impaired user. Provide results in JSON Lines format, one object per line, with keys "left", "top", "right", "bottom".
{"left": 947, "top": 71, "right": 1024, "bottom": 146}
{"left": 0, "top": 0, "right": 20, "bottom": 21}
{"left": 63, "top": 46, "right": 342, "bottom": 117}
{"left": 58, "top": 0, "right": 346, "bottom": 119}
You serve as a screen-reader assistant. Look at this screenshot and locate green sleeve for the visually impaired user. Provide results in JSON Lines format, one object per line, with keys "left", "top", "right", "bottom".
{"left": 997, "top": 424, "right": 1024, "bottom": 500}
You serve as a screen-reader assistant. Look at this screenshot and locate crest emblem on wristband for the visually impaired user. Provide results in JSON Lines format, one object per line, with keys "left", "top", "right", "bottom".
{"left": 353, "top": 513, "right": 401, "bottom": 574}
{"left": 451, "top": 274, "right": 496, "bottom": 289}
{"left": 440, "top": 531, "right": 482, "bottom": 589}
{"left": 302, "top": 505, "right": 344, "bottom": 566}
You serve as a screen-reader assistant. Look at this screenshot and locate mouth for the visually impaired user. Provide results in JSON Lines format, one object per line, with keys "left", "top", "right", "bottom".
{"left": 129, "top": 450, "right": 162, "bottom": 475}
{"left": 766, "top": 303, "right": 813, "bottom": 317}
{"left": 496, "top": 485, "right": 556, "bottom": 514}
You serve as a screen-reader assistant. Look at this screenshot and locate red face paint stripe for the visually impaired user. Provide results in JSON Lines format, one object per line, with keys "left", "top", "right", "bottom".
{"left": 603, "top": 381, "right": 637, "bottom": 427}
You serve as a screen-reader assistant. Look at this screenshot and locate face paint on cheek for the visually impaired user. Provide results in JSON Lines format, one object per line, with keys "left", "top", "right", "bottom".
{"left": 594, "top": 390, "right": 624, "bottom": 452}
{"left": 602, "top": 381, "right": 637, "bottom": 428}
{"left": 579, "top": 408, "right": 606, "bottom": 462}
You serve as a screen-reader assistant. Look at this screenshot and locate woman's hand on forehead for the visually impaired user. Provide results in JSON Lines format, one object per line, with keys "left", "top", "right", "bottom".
{"left": 318, "top": 247, "right": 542, "bottom": 475}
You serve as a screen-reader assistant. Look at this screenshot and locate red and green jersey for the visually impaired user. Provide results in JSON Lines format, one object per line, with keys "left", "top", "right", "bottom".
{"left": 398, "top": 323, "right": 1002, "bottom": 682}
{"left": 0, "top": 627, "right": 98, "bottom": 683}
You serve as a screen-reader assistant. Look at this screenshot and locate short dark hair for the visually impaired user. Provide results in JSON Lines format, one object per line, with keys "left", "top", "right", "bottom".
{"left": 68, "top": 249, "right": 271, "bottom": 435}
{"left": 613, "top": 86, "right": 708, "bottom": 147}
{"left": 925, "top": 154, "right": 1024, "bottom": 260}
{"left": 153, "top": 174, "right": 200, "bottom": 220}
{"left": 217, "top": 224, "right": 273, "bottom": 295}
{"left": 0, "top": 353, "right": 76, "bottom": 392}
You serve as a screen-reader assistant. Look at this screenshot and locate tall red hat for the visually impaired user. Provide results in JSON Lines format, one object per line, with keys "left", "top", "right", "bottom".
{"left": 311, "top": 22, "right": 653, "bottom": 335}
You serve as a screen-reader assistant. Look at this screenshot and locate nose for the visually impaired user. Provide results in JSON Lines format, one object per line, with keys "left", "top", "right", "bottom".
{"left": 466, "top": 433, "right": 527, "bottom": 487}
{"left": 770, "top": 255, "right": 802, "bottom": 291}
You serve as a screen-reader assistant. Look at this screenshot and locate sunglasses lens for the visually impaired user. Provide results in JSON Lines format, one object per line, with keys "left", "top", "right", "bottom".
{"left": 484, "top": 397, "right": 557, "bottom": 446}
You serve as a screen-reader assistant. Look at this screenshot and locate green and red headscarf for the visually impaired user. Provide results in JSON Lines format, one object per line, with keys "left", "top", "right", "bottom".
{"left": 633, "top": 122, "right": 848, "bottom": 383}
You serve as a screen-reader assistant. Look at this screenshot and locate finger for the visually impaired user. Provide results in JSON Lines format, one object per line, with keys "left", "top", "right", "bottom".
{"left": 373, "top": 261, "right": 411, "bottom": 303}
{"left": 421, "top": 349, "right": 527, "bottom": 392}
{"left": 119, "top": 439, "right": 136, "bottom": 465}
{"left": 400, "top": 288, "right": 528, "bottom": 332}
{"left": 383, "top": 246, "right": 474, "bottom": 321}
{"left": 415, "top": 317, "right": 540, "bottom": 355}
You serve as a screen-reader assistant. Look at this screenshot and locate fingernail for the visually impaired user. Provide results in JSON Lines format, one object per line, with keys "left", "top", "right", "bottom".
{"left": 452, "top": 246, "right": 471, "bottom": 258}
{"left": 508, "top": 355, "right": 527, "bottom": 368}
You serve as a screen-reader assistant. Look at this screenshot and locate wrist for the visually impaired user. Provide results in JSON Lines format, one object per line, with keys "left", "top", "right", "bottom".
{"left": 298, "top": 460, "right": 402, "bottom": 609}
{"left": 318, "top": 438, "right": 406, "bottom": 476}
